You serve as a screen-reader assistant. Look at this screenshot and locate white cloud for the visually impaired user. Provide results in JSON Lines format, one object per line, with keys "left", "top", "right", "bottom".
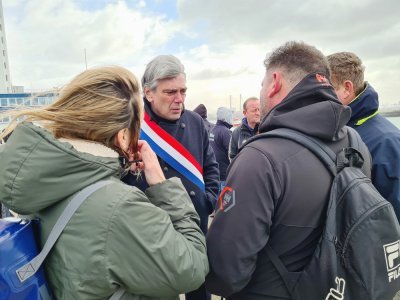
{"left": 2, "top": 0, "right": 400, "bottom": 113}
{"left": 179, "top": 44, "right": 265, "bottom": 111}
{"left": 3, "top": 0, "right": 176, "bottom": 90}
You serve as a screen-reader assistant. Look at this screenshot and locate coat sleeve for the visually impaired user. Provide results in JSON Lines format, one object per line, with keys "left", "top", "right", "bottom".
{"left": 105, "top": 178, "right": 208, "bottom": 297}
{"left": 205, "top": 146, "right": 280, "bottom": 297}
{"left": 223, "top": 129, "right": 232, "bottom": 153}
{"left": 229, "top": 128, "right": 239, "bottom": 161}
{"left": 202, "top": 124, "right": 220, "bottom": 213}
{"left": 372, "top": 134, "right": 400, "bottom": 221}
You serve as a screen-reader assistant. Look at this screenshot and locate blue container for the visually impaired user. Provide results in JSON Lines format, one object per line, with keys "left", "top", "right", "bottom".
{"left": 0, "top": 218, "right": 52, "bottom": 300}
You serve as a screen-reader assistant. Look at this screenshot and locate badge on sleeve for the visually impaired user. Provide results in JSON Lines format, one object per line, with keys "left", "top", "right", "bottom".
{"left": 219, "top": 186, "right": 236, "bottom": 212}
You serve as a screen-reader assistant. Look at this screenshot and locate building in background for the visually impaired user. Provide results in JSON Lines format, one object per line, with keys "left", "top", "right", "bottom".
{"left": 0, "top": 0, "right": 12, "bottom": 93}
{"left": 0, "top": 0, "right": 58, "bottom": 127}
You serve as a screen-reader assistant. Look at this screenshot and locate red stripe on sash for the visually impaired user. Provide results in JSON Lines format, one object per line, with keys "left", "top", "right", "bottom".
{"left": 144, "top": 112, "right": 203, "bottom": 174}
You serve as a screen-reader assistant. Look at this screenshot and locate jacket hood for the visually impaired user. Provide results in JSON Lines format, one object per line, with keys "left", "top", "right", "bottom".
{"left": 259, "top": 73, "right": 351, "bottom": 141}
{"left": 348, "top": 83, "right": 379, "bottom": 126}
{"left": 193, "top": 104, "right": 207, "bottom": 119}
{"left": 0, "top": 123, "right": 122, "bottom": 214}
{"left": 217, "top": 107, "right": 233, "bottom": 125}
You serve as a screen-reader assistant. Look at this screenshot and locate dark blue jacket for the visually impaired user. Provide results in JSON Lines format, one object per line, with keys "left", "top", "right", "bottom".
{"left": 348, "top": 83, "right": 400, "bottom": 221}
{"left": 123, "top": 100, "right": 220, "bottom": 233}
{"left": 210, "top": 120, "right": 232, "bottom": 181}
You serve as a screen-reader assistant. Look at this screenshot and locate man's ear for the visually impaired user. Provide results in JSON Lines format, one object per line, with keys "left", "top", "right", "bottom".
{"left": 268, "top": 72, "right": 282, "bottom": 98}
{"left": 344, "top": 80, "right": 353, "bottom": 93}
{"left": 144, "top": 87, "right": 153, "bottom": 102}
{"left": 342, "top": 80, "right": 355, "bottom": 101}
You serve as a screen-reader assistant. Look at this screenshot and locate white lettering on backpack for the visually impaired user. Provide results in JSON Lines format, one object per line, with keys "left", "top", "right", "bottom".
{"left": 383, "top": 240, "right": 400, "bottom": 282}
{"left": 325, "top": 277, "right": 345, "bottom": 300}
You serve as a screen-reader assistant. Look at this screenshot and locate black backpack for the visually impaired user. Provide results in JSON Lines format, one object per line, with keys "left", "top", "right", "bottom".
{"left": 259, "top": 127, "right": 400, "bottom": 300}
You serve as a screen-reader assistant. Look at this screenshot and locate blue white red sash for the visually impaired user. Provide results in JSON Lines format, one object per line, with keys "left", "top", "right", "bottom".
{"left": 140, "top": 112, "right": 205, "bottom": 190}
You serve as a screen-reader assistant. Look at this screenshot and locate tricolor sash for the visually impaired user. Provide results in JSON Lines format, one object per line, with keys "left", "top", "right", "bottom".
{"left": 140, "top": 112, "right": 205, "bottom": 190}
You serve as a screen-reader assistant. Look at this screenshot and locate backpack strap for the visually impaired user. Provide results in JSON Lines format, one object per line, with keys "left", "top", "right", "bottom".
{"left": 249, "top": 128, "right": 337, "bottom": 176}
{"left": 15, "top": 180, "right": 125, "bottom": 300}
{"left": 336, "top": 127, "right": 365, "bottom": 170}
{"left": 246, "top": 127, "right": 361, "bottom": 297}
{"left": 265, "top": 245, "right": 301, "bottom": 293}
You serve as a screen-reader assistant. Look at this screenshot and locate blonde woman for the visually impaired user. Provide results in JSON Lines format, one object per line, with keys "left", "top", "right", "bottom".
{"left": 0, "top": 66, "right": 208, "bottom": 299}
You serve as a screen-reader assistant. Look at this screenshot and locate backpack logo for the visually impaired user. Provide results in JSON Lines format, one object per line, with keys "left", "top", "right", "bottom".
{"left": 383, "top": 240, "right": 400, "bottom": 282}
{"left": 325, "top": 277, "right": 345, "bottom": 300}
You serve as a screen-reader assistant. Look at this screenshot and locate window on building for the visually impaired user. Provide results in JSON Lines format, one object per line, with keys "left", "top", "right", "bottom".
{"left": 1, "top": 99, "right": 8, "bottom": 106}
{"left": 25, "top": 98, "right": 32, "bottom": 106}
{"left": 8, "top": 98, "right": 16, "bottom": 106}
{"left": 38, "top": 97, "right": 46, "bottom": 105}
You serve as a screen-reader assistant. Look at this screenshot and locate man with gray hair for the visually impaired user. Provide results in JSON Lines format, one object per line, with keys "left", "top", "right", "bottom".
{"left": 123, "top": 55, "right": 219, "bottom": 300}
{"left": 206, "top": 41, "right": 370, "bottom": 299}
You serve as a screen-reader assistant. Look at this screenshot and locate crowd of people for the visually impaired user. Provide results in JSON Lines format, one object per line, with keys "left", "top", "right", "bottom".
{"left": 1, "top": 40, "right": 400, "bottom": 300}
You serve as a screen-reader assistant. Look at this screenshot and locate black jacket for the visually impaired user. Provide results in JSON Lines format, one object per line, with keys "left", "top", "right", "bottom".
{"left": 229, "top": 118, "right": 258, "bottom": 160}
{"left": 205, "top": 73, "right": 371, "bottom": 299}
{"left": 210, "top": 120, "right": 232, "bottom": 181}
{"left": 123, "top": 100, "right": 220, "bottom": 233}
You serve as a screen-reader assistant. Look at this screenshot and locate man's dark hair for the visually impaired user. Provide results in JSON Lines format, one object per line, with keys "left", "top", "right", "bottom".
{"left": 264, "top": 41, "right": 330, "bottom": 88}
{"left": 193, "top": 104, "right": 207, "bottom": 119}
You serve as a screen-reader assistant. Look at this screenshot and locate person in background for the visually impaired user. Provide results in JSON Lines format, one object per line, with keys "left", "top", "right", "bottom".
{"left": 229, "top": 97, "right": 260, "bottom": 160}
{"left": 194, "top": 103, "right": 215, "bottom": 134}
{"left": 205, "top": 41, "right": 371, "bottom": 299}
{"left": 328, "top": 51, "right": 400, "bottom": 221}
{"left": 209, "top": 107, "right": 233, "bottom": 190}
{"left": 123, "top": 55, "right": 219, "bottom": 300}
{"left": 0, "top": 66, "right": 208, "bottom": 299}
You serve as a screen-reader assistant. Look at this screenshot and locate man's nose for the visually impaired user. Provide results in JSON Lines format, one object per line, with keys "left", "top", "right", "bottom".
{"left": 175, "top": 93, "right": 184, "bottom": 103}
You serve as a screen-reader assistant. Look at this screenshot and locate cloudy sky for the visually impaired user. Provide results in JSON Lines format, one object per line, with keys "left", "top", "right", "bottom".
{"left": 2, "top": 0, "right": 400, "bottom": 114}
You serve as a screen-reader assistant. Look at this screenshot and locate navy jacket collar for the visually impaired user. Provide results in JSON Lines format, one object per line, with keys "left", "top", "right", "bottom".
{"left": 348, "top": 83, "right": 379, "bottom": 126}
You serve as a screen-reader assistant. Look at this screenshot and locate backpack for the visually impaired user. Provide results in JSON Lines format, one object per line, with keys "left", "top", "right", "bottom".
{"left": 258, "top": 127, "right": 400, "bottom": 300}
{"left": 0, "top": 180, "right": 125, "bottom": 300}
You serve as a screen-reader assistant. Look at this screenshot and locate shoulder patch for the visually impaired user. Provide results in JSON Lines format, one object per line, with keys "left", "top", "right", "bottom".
{"left": 219, "top": 186, "right": 236, "bottom": 212}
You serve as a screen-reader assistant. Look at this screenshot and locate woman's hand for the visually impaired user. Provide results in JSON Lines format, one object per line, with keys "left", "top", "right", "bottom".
{"left": 130, "top": 140, "right": 165, "bottom": 186}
